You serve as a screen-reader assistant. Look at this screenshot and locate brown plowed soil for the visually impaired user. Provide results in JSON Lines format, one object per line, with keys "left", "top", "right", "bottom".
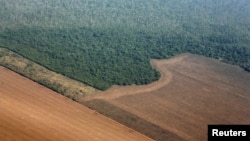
{"left": 0, "top": 66, "right": 153, "bottom": 141}
{"left": 82, "top": 53, "right": 250, "bottom": 141}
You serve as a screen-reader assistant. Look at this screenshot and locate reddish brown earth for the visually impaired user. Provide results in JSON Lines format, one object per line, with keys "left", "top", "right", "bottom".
{"left": 0, "top": 66, "right": 153, "bottom": 141}
{"left": 82, "top": 53, "right": 250, "bottom": 141}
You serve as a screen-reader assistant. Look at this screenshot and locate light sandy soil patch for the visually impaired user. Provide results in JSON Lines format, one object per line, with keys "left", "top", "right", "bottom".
{"left": 82, "top": 53, "right": 250, "bottom": 141}
{"left": 0, "top": 66, "right": 154, "bottom": 141}
{"left": 84, "top": 55, "right": 188, "bottom": 101}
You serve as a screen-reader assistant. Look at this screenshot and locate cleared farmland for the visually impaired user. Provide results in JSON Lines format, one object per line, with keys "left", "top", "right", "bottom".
{"left": 82, "top": 54, "right": 250, "bottom": 141}
{"left": 0, "top": 66, "right": 153, "bottom": 141}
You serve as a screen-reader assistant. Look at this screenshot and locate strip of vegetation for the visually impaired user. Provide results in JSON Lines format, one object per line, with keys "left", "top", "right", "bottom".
{"left": 83, "top": 99, "right": 186, "bottom": 141}
{"left": 0, "top": 48, "right": 98, "bottom": 99}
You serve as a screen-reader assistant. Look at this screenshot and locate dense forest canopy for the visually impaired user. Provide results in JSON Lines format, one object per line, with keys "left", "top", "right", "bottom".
{"left": 0, "top": 0, "right": 249, "bottom": 90}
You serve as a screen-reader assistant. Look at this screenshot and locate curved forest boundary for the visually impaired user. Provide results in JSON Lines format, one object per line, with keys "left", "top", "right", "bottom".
{"left": 0, "top": 0, "right": 249, "bottom": 90}
{"left": 1, "top": 26, "right": 249, "bottom": 90}
{"left": 0, "top": 48, "right": 98, "bottom": 99}
{"left": 1, "top": 46, "right": 249, "bottom": 141}
{"left": 82, "top": 54, "right": 250, "bottom": 141}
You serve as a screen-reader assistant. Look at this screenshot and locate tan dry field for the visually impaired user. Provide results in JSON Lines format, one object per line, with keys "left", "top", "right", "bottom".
{"left": 82, "top": 53, "right": 250, "bottom": 141}
{"left": 0, "top": 66, "right": 154, "bottom": 141}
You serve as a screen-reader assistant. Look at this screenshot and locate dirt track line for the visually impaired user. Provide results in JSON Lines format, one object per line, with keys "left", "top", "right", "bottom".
{"left": 84, "top": 55, "right": 187, "bottom": 101}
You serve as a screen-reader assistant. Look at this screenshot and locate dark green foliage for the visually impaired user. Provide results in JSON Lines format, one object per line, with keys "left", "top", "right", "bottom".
{"left": 0, "top": 27, "right": 161, "bottom": 90}
{"left": 0, "top": 0, "right": 249, "bottom": 90}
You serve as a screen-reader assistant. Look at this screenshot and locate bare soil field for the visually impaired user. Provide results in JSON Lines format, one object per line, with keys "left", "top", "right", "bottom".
{"left": 0, "top": 66, "right": 153, "bottom": 141}
{"left": 82, "top": 53, "right": 250, "bottom": 141}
